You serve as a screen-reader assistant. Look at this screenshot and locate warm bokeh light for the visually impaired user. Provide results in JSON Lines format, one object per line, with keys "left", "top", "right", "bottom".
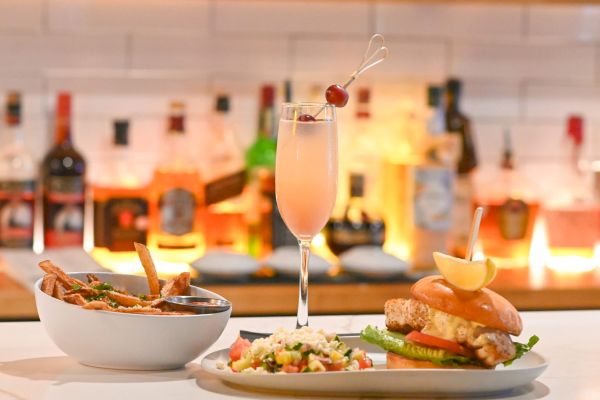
{"left": 91, "top": 247, "right": 193, "bottom": 278}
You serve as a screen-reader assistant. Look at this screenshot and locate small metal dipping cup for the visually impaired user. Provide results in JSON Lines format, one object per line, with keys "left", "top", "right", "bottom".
{"left": 165, "top": 296, "right": 231, "bottom": 314}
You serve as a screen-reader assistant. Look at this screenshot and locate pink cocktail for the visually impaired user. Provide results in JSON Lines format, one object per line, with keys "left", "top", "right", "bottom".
{"left": 275, "top": 103, "right": 337, "bottom": 327}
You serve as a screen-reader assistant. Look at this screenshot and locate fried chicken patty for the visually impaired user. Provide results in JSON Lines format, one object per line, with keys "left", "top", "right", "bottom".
{"left": 384, "top": 298, "right": 516, "bottom": 367}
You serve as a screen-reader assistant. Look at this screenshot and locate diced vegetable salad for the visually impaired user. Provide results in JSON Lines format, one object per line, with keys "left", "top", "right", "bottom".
{"left": 228, "top": 327, "right": 372, "bottom": 373}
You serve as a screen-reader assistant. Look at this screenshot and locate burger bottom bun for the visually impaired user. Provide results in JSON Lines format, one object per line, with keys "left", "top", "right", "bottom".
{"left": 386, "top": 352, "right": 484, "bottom": 370}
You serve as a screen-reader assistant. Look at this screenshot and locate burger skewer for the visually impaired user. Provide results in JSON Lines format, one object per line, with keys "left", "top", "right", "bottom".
{"left": 465, "top": 206, "right": 484, "bottom": 261}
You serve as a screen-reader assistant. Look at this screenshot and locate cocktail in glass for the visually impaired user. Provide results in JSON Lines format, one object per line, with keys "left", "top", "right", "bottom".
{"left": 275, "top": 103, "right": 337, "bottom": 328}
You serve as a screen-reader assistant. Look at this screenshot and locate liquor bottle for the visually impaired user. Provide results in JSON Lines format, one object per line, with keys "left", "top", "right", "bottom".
{"left": 204, "top": 95, "right": 253, "bottom": 253}
{"left": 326, "top": 88, "right": 384, "bottom": 255}
{"left": 412, "top": 86, "right": 457, "bottom": 269}
{"left": 42, "top": 92, "right": 86, "bottom": 248}
{"left": 93, "top": 120, "right": 149, "bottom": 251}
{"left": 473, "top": 128, "right": 539, "bottom": 268}
{"left": 148, "top": 101, "right": 205, "bottom": 252}
{"left": 544, "top": 116, "right": 600, "bottom": 269}
{"left": 445, "top": 78, "right": 477, "bottom": 258}
{"left": 245, "top": 84, "right": 294, "bottom": 251}
{"left": 0, "top": 92, "right": 35, "bottom": 248}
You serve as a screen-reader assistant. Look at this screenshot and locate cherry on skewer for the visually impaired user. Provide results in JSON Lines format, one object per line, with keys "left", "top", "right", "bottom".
{"left": 297, "top": 114, "right": 316, "bottom": 122}
{"left": 325, "top": 84, "right": 349, "bottom": 107}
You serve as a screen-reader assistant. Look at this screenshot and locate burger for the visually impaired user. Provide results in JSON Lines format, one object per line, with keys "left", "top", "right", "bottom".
{"left": 361, "top": 275, "right": 538, "bottom": 369}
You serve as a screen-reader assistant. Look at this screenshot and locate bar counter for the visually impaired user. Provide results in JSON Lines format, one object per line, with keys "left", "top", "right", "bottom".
{"left": 0, "top": 311, "right": 597, "bottom": 399}
{"left": 1, "top": 266, "right": 600, "bottom": 319}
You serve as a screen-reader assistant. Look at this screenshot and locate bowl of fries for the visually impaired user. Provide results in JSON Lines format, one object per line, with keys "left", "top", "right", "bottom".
{"left": 34, "top": 246, "right": 231, "bottom": 370}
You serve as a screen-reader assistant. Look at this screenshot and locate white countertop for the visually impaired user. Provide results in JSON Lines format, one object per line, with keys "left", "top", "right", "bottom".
{"left": 0, "top": 311, "right": 598, "bottom": 400}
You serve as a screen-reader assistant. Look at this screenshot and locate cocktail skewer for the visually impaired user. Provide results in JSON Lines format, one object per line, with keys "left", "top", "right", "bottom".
{"left": 465, "top": 207, "right": 484, "bottom": 261}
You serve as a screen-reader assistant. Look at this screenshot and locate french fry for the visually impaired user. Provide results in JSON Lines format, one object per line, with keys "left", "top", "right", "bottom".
{"left": 106, "top": 291, "right": 152, "bottom": 307}
{"left": 86, "top": 273, "right": 100, "bottom": 284}
{"left": 160, "top": 272, "right": 191, "bottom": 297}
{"left": 38, "top": 260, "right": 89, "bottom": 290}
{"left": 63, "top": 293, "right": 86, "bottom": 306}
{"left": 83, "top": 301, "right": 112, "bottom": 311}
{"left": 53, "top": 283, "right": 65, "bottom": 300}
{"left": 134, "top": 242, "right": 160, "bottom": 296}
{"left": 41, "top": 274, "right": 57, "bottom": 296}
{"left": 64, "top": 287, "right": 100, "bottom": 297}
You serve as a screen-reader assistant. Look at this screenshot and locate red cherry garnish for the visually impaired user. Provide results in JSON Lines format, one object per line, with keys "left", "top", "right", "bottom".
{"left": 325, "top": 84, "right": 349, "bottom": 107}
{"left": 298, "top": 114, "right": 316, "bottom": 122}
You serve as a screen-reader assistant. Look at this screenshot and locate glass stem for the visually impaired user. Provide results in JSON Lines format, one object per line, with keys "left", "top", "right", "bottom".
{"left": 296, "top": 239, "right": 311, "bottom": 328}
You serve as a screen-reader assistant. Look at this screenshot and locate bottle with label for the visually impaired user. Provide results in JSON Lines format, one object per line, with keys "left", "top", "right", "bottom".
{"left": 326, "top": 88, "right": 384, "bottom": 255}
{"left": 544, "top": 116, "right": 600, "bottom": 270}
{"left": 412, "top": 86, "right": 458, "bottom": 269}
{"left": 42, "top": 93, "right": 86, "bottom": 248}
{"left": 473, "top": 128, "right": 539, "bottom": 268}
{"left": 93, "top": 120, "right": 149, "bottom": 252}
{"left": 0, "top": 92, "right": 35, "bottom": 248}
{"left": 445, "top": 78, "right": 477, "bottom": 258}
{"left": 148, "top": 101, "right": 205, "bottom": 253}
{"left": 204, "top": 95, "right": 265, "bottom": 254}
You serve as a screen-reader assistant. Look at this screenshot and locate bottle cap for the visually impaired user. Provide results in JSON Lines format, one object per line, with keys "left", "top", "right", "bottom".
{"left": 114, "top": 119, "right": 129, "bottom": 146}
{"left": 284, "top": 80, "right": 292, "bottom": 103}
{"left": 446, "top": 78, "right": 462, "bottom": 95}
{"left": 567, "top": 115, "right": 584, "bottom": 146}
{"left": 427, "top": 86, "right": 442, "bottom": 107}
{"left": 261, "top": 85, "right": 275, "bottom": 107}
{"left": 5, "top": 91, "right": 21, "bottom": 125}
{"left": 57, "top": 92, "right": 71, "bottom": 119}
{"left": 357, "top": 87, "right": 370, "bottom": 103}
{"left": 216, "top": 95, "right": 230, "bottom": 112}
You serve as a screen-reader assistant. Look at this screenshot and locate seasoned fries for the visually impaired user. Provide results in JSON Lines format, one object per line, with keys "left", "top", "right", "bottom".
{"left": 134, "top": 242, "right": 161, "bottom": 296}
{"left": 37, "top": 249, "right": 193, "bottom": 316}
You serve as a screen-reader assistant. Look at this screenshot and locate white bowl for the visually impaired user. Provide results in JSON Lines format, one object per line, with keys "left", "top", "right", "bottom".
{"left": 34, "top": 272, "right": 231, "bottom": 370}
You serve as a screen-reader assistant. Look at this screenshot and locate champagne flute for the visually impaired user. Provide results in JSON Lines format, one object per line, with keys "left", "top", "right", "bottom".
{"left": 275, "top": 103, "right": 338, "bottom": 328}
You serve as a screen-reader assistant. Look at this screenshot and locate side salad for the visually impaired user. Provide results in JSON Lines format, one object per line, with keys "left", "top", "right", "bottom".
{"left": 226, "top": 327, "right": 372, "bottom": 374}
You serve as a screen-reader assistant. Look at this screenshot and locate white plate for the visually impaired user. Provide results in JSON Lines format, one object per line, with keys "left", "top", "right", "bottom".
{"left": 265, "top": 246, "right": 331, "bottom": 276}
{"left": 201, "top": 336, "right": 548, "bottom": 397}
{"left": 340, "top": 246, "right": 409, "bottom": 278}
{"left": 191, "top": 251, "right": 259, "bottom": 278}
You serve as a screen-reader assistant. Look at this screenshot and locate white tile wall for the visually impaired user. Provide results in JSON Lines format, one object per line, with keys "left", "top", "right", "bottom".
{"left": 0, "top": 33, "right": 127, "bottom": 73}
{"left": 48, "top": 0, "right": 211, "bottom": 35}
{"left": 215, "top": 0, "right": 370, "bottom": 36}
{"left": 0, "top": 0, "right": 598, "bottom": 172}
{"left": 0, "top": 0, "right": 43, "bottom": 33}
{"left": 528, "top": 5, "right": 600, "bottom": 42}
{"left": 451, "top": 43, "right": 596, "bottom": 82}
{"left": 525, "top": 84, "right": 600, "bottom": 122}
{"left": 375, "top": 3, "right": 523, "bottom": 41}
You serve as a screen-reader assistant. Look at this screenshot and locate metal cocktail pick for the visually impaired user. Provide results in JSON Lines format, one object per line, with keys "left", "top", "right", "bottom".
{"left": 342, "top": 33, "right": 389, "bottom": 89}
{"left": 314, "top": 34, "right": 388, "bottom": 118}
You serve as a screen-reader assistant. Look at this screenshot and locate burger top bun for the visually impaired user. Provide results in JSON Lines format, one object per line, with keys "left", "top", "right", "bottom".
{"left": 410, "top": 275, "right": 523, "bottom": 335}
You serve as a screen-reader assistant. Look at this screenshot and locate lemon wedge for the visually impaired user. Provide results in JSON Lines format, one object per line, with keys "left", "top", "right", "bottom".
{"left": 432, "top": 252, "right": 497, "bottom": 291}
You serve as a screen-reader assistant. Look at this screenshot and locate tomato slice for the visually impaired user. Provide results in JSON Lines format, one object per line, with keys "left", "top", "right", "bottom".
{"left": 406, "top": 331, "right": 474, "bottom": 358}
{"left": 229, "top": 336, "right": 251, "bottom": 362}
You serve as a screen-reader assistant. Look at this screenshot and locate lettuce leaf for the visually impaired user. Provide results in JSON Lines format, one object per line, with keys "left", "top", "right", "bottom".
{"left": 503, "top": 335, "right": 539, "bottom": 366}
{"left": 360, "top": 325, "right": 478, "bottom": 367}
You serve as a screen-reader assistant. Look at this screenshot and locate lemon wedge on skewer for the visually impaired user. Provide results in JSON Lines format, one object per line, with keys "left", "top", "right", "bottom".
{"left": 433, "top": 252, "right": 497, "bottom": 291}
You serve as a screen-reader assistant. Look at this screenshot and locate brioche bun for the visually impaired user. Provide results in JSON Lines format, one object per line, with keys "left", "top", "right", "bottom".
{"left": 410, "top": 275, "right": 522, "bottom": 335}
{"left": 386, "top": 352, "right": 483, "bottom": 370}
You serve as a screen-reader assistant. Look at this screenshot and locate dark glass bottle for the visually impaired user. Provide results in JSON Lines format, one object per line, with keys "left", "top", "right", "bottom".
{"left": 445, "top": 78, "right": 477, "bottom": 257}
{"left": 42, "top": 92, "right": 86, "bottom": 248}
{"left": 445, "top": 78, "right": 477, "bottom": 175}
